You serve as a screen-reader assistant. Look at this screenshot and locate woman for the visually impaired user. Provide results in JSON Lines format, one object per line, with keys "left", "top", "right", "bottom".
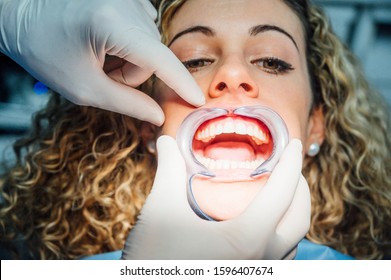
{"left": 1, "top": 0, "right": 390, "bottom": 259}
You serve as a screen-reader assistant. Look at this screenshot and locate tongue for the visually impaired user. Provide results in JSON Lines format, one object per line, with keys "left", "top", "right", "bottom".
{"left": 204, "top": 141, "right": 255, "bottom": 161}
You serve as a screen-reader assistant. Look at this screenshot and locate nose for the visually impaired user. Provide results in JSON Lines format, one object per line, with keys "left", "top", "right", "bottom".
{"left": 209, "top": 57, "right": 259, "bottom": 98}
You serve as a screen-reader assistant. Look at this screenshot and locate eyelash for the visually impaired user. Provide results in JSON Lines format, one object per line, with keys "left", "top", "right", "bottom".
{"left": 182, "top": 57, "right": 294, "bottom": 74}
{"left": 182, "top": 58, "right": 214, "bottom": 73}
{"left": 251, "top": 57, "right": 294, "bottom": 74}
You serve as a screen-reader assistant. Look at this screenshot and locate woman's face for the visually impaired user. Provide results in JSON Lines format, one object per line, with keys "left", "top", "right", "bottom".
{"left": 155, "top": 0, "right": 324, "bottom": 220}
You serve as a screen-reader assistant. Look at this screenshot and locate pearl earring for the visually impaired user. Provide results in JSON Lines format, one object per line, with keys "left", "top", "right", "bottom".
{"left": 307, "top": 143, "right": 320, "bottom": 157}
{"left": 146, "top": 140, "right": 157, "bottom": 154}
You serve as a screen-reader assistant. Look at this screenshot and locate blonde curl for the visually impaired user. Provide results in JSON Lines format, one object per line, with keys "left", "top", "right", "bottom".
{"left": 0, "top": 94, "right": 156, "bottom": 259}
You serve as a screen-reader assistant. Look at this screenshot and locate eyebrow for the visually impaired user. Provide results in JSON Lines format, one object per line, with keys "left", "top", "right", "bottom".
{"left": 168, "top": 24, "right": 299, "bottom": 52}
{"left": 249, "top": 24, "right": 299, "bottom": 51}
{"left": 168, "top": 26, "right": 215, "bottom": 47}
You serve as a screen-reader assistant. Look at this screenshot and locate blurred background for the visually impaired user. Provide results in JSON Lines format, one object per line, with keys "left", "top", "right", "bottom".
{"left": 0, "top": 0, "right": 390, "bottom": 171}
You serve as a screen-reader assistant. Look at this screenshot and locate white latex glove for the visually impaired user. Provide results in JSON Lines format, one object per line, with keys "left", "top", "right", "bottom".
{"left": 122, "top": 135, "right": 311, "bottom": 259}
{"left": 0, "top": 0, "right": 204, "bottom": 125}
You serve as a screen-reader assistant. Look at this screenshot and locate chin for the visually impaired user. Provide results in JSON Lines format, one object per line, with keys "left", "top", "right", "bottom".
{"left": 192, "top": 172, "right": 269, "bottom": 221}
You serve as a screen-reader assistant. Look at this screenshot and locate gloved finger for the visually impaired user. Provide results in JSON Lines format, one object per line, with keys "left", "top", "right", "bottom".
{"left": 121, "top": 138, "right": 184, "bottom": 261}
{"left": 266, "top": 175, "right": 311, "bottom": 259}
{"left": 241, "top": 139, "right": 303, "bottom": 229}
{"left": 137, "top": 0, "right": 158, "bottom": 21}
{"left": 144, "top": 135, "right": 196, "bottom": 219}
{"left": 87, "top": 70, "right": 165, "bottom": 125}
{"left": 275, "top": 175, "right": 311, "bottom": 241}
{"left": 99, "top": 5, "right": 160, "bottom": 50}
{"left": 107, "top": 61, "right": 152, "bottom": 88}
{"left": 118, "top": 0, "right": 159, "bottom": 40}
{"left": 153, "top": 135, "right": 188, "bottom": 198}
{"left": 152, "top": 135, "right": 189, "bottom": 206}
{"left": 109, "top": 29, "right": 205, "bottom": 107}
{"left": 283, "top": 247, "right": 298, "bottom": 260}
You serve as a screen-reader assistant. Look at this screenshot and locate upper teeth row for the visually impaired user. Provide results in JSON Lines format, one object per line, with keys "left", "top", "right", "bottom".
{"left": 195, "top": 121, "right": 268, "bottom": 145}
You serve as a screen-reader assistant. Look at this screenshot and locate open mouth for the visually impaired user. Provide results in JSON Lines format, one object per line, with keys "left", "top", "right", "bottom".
{"left": 176, "top": 106, "right": 288, "bottom": 220}
{"left": 192, "top": 115, "right": 273, "bottom": 176}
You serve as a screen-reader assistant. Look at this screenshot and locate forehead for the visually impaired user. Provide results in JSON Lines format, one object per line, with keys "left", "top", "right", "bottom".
{"left": 168, "top": 0, "right": 305, "bottom": 49}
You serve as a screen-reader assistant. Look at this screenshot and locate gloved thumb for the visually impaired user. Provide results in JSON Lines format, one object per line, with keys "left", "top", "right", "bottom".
{"left": 140, "top": 135, "right": 192, "bottom": 219}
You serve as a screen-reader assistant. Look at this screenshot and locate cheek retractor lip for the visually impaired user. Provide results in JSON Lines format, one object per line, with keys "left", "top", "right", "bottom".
{"left": 234, "top": 106, "right": 289, "bottom": 177}
{"left": 176, "top": 106, "right": 289, "bottom": 177}
{"left": 175, "top": 106, "right": 289, "bottom": 220}
{"left": 193, "top": 114, "right": 272, "bottom": 172}
{"left": 176, "top": 107, "right": 228, "bottom": 178}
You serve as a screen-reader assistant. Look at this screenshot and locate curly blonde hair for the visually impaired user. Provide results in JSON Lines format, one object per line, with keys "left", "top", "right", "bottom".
{"left": 1, "top": 0, "right": 390, "bottom": 260}
{"left": 155, "top": 0, "right": 391, "bottom": 259}
{"left": 303, "top": 4, "right": 391, "bottom": 259}
{"left": 0, "top": 94, "right": 156, "bottom": 259}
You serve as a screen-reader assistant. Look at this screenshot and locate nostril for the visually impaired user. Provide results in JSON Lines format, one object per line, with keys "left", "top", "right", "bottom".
{"left": 240, "top": 83, "right": 252, "bottom": 92}
{"left": 216, "top": 82, "right": 227, "bottom": 91}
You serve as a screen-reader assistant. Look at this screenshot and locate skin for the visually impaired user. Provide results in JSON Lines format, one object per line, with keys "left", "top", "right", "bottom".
{"left": 154, "top": 0, "right": 325, "bottom": 220}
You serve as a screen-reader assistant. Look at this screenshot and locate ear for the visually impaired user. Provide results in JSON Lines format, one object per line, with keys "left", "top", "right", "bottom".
{"left": 305, "top": 107, "right": 325, "bottom": 153}
{"left": 140, "top": 122, "right": 158, "bottom": 154}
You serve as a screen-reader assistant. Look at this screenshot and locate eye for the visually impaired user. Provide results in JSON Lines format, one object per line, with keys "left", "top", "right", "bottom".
{"left": 182, "top": 58, "right": 214, "bottom": 73}
{"left": 251, "top": 57, "right": 294, "bottom": 75}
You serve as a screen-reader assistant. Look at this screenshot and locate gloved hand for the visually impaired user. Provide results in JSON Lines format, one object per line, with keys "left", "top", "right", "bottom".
{"left": 122, "top": 135, "right": 311, "bottom": 259}
{"left": 0, "top": 0, "right": 204, "bottom": 125}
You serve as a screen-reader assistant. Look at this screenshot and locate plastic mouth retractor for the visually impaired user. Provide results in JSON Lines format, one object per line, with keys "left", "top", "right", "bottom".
{"left": 176, "top": 106, "right": 289, "bottom": 220}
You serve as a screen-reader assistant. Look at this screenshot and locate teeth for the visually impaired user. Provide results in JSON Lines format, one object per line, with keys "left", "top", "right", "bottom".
{"left": 216, "top": 124, "right": 223, "bottom": 134}
{"left": 236, "top": 122, "right": 247, "bottom": 135}
{"left": 195, "top": 119, "right": 268, "bottom": 144}
{"left": 195, "top": 155, "right": 265, "bottom": 171}
{"left": 210, "top": 124, "right": 216, "bottom": 136}
{"left": 247, "top": 125, "right": 254, "bottom": 136}
{"left": 223, "top": 121, "right": 235, "bottom": 133}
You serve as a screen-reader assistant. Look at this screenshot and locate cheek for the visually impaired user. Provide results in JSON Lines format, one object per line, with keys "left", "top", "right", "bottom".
{"left": 272, "top": 76, "right": 312, "bottom": 142}
{"left": 155, "top": 81, "right": 195, "bottom": 137}
{"left": 156, "top": 75, "right": 213, "bottom": 138}
{"left": 284, "top": 115, "right": 310, "bottom": 142}
{"left": 264, "top": 86, "right": 311, "bottom": 145}
{"left": 161, "top": 100, "right": 192, "bottom": 137}
{"left": 282, "top": 99, "right": 313, "bottom": 161}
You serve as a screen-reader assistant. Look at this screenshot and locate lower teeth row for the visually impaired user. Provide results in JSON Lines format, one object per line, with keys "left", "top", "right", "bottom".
{"left": 195, "top": 155, "right": 265, "bottom": 170}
